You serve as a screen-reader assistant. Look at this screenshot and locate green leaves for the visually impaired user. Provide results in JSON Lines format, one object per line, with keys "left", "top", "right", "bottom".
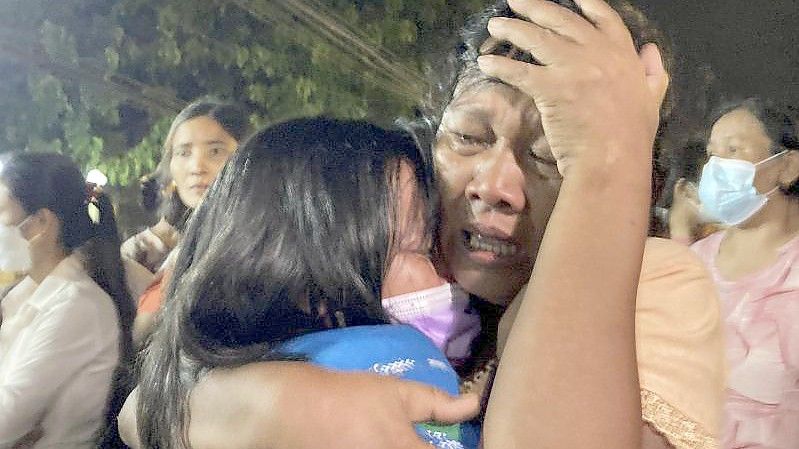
{"left": 0, "top": 0, "right": 486, "bottom": 191}
{"left": 40, "top": 21, "right": 79, "bottom": 67}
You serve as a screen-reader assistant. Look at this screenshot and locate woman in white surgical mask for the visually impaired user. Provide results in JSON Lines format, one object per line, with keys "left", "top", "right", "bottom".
{"left": 671, "top": 98, "right": 799, "bottom": 449}
{"left": 0, "top": 152, "right": 134, "bottom": 448}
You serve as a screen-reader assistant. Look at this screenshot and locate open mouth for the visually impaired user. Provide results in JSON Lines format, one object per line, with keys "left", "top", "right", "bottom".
{"left": 463, "top": 230, "right": 519, "bottom": 258}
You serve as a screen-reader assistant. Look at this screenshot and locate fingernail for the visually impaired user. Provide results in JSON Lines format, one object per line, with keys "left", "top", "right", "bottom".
{"left": 477, "top": 55, "right": 494, "bottom": 70}
{"left": 487, "top": 17, "right": 508, "bottom": 31}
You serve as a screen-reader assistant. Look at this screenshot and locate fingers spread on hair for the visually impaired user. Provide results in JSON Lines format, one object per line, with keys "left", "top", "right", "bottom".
{"left": 639, "top": 43, "right": 670, "bottom": 108}
{"left": 477, "top": 55, "right": 550, "bottom": 97}
{"left": 571, "top": 0, "right": 622, "bottom": 27}
{"left": 508, "top": 0, "right": 595, "bottom": 42}
{"left": 572, "top": 0, "right": 631, "bottom": 43}
{"left": 487, "top": 17, "right": 571, "bottom": 65}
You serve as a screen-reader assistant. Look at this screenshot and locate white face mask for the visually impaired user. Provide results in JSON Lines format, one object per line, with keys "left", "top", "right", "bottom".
{"left": 698, "top": 151, "right": 788, "bottom": 226}
{"left": 0, "top": 218, "right": 33, "bottom": 274}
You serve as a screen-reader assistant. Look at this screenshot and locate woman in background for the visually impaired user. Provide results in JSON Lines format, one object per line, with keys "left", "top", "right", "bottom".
{"left": 673, "top": 98, "right": 799, "bottom": 449}
{"left": 122, "top": 99, "right": 248, "bottom": 346}
{"left": 0, "top": 152, "right": 134, "bottom": 448}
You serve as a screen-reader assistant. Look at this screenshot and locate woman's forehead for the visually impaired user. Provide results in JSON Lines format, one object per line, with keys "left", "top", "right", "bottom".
{"left": 446, "top": 80, "right": 536, "bottom": 120}
{"left": 710, "top": 108, "right": 770, "bottom": 144}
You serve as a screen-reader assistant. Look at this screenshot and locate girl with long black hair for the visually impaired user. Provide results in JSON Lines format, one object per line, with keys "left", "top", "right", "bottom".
{"left": 133, "top": 117, "right": 477, "bottom": 448}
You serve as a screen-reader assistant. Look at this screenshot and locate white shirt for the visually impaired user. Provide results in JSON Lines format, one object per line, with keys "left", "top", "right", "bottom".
{"left": 0, "top": 255, "right": 120, "bottom": 449}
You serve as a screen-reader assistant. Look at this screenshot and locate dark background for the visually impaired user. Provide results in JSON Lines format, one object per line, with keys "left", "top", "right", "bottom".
{"left": 637, "top": 0, "right": 797, "bottom": 111}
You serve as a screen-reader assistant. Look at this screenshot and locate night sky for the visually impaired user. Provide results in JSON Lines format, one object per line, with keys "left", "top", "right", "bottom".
{"left": 635, "top": 0, "right": 798, "bottom": 107}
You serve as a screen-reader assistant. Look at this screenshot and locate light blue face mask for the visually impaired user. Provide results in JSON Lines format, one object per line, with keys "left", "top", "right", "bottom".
{"left": 698, "top": 150, "right": 788, "bottom": 226}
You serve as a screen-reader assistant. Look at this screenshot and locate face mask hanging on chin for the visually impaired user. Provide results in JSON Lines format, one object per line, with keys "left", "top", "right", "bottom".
{"left": 698, "top": 151, "right": 788, "bottom": 226}
{"left": 0, "top": 218, "right": 34, "bottom": 285}
{"left": 382, "top": 283, "right": 481, "bottom": 362}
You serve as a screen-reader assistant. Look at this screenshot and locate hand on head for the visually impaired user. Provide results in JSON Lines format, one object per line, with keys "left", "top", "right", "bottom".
{"left": 476, "top": 0, "right": 669, "bottom": 176}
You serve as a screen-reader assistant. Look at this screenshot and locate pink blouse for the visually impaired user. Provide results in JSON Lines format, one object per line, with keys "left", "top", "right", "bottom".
{"left": 692, "top": 232, "right": 799, "bottom": 449}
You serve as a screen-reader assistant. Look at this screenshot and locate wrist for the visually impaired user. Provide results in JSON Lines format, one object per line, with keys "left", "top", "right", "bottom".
{"left": 557, "top": 141, "right": 653, "bottom": 184}
{"left": 560, "top": 157, "right": 652, "bottom": 200}
{"left": 668, "top": 224, "right": 695, "bottom": 244}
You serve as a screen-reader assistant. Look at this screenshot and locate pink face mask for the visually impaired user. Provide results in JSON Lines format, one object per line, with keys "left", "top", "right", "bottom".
{"left": 382, "top": 283, "right": 481, "bottom": 362}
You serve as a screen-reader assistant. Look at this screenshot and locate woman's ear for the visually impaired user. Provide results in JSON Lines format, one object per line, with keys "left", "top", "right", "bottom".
{"left": 23, "top": 208, "right": 60, "bottom": 244}
{"left": 779, "top": 150, "right": 799, "bottom": 188}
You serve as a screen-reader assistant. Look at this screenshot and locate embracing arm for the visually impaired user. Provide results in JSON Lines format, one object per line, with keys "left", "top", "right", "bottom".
{"left": 119, "top": 362, "right": 478, "bottom": 449}
{"left": 479, "top": 0, "right": 669, "bottom": 448}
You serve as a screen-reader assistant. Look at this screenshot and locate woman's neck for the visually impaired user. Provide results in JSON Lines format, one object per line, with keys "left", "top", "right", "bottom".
{"left": 716, "top": 194, "right": 799, "bottom": 280}
{"left": 29, "top": 246, "right": 68, "bottom": 284}
{"left": 731, "top": 193, "right": 799, "bottom": 244}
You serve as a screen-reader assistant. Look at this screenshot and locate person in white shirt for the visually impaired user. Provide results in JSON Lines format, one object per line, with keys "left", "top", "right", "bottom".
{"left": 0, "top": 152, "right": 135, "bottom": 449}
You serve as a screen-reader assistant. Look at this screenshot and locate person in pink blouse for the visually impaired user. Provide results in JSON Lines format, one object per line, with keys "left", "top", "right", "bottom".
{"left": 673, "top": 98, "right": 799, "bottom": 449}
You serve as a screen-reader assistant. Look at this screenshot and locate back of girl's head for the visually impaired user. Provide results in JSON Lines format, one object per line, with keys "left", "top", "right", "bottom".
{"left": 178, "top": 117, "right": 433, "bottom": 355}
{"left": 143, "top": 98, "right": 249, "bottom": 227}
{"left": 711, "top": 97, "right": 799, "bottom": 196}
{"left": 0, "top": 152, "right": 134, "bottom": 447}
{"left": 138, "top": 117, "right": 434, "bottom": 447}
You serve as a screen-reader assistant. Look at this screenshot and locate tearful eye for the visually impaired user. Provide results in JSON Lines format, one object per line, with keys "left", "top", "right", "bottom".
{"left": 528, "top": 148, "right": 557, "bottom": 166}
{"left": 443, "top": 127, "right": 493, "bottom": 156}
{"left": 454, "top": 133, "right": 486, "bottom": 145}
{"left": 527, "top": 148, "right": 561, "bottom": 179}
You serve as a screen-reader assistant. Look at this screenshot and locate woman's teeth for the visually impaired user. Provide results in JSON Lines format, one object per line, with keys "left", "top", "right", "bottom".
{"left": 466, "top": 231, "right": 518, "bottom": 257}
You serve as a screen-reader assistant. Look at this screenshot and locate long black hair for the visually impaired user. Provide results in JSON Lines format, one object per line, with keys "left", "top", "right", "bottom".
{"left": 137, "top": 117, "right": 436, "bottom": 448}
{"left": 0, "top": 152, "right": 135, "bottom": 447}
{"left": 141, "top": 98, "right": 249, "bottom": 229}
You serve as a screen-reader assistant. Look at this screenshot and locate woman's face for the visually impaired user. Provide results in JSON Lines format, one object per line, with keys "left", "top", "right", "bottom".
{"left": 0, "top": 181, "right": 26, "bottom": 227}
{"left": 434, "top": 82, "right": 562, "bottom": 305}
{"left": 169, "top": 115, "right": 238, "bottom": 209}
{"left": 707, "top": 108, "right": 785, "bottom": 195}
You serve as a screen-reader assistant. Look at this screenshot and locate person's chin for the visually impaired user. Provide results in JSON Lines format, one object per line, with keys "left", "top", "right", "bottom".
{"left": 450, "top": 264, "right": 524, "bottom": 306}
{"left": 179, "top": 193, "right": 202, "bottom": 209}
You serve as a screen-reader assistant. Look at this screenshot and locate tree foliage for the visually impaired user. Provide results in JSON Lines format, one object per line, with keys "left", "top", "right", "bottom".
{"left": 0, "top": 0, "right": 485, "bottom": 190}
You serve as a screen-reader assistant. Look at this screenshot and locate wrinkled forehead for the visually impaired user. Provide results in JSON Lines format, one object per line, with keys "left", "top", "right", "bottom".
{"left": 450, "top": 37, "right": 538, "bottom": 107}
{"left": 445, "top": 65, "right": 536, "bottom": 120}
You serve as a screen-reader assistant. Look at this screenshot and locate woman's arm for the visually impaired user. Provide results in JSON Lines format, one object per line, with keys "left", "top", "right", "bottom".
{"left": 497, "top": 238, "right": 725, "bottom": 449}
{"left": 479, "top": 0, "right": 669, "bottom": 448}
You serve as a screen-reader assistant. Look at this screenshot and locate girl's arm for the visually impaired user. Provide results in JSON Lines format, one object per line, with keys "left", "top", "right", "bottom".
{"left": 119, "top": 362, "right": 478, "bottom": 449}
